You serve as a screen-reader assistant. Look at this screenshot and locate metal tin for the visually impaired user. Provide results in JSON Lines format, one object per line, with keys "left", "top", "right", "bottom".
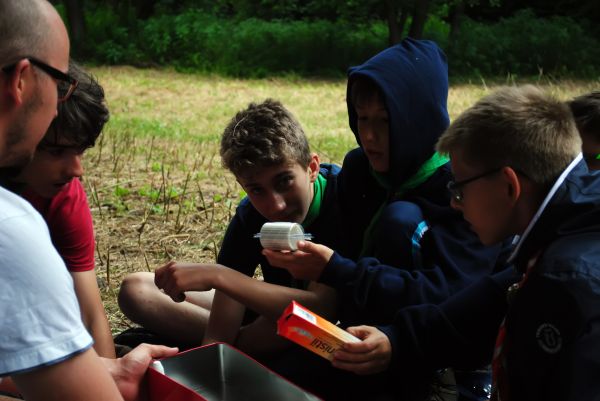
{"left": 148, "top": 342, "right": 321, "bottom": 401}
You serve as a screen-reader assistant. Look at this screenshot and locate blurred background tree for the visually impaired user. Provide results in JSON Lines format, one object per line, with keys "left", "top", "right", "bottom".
{"left": 50, "top": 0, "right": 600, "bottom": 78}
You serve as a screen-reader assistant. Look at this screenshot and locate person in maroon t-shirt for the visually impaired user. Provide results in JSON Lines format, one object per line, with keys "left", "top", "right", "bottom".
{"left": 9, "top": 61, "right": 115, "bottom": 358}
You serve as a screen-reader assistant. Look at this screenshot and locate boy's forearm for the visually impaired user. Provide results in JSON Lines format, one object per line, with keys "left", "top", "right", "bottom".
{"left": 90, "top": 317, "right": 116, "bottom": 358}
{"left": 213, "top": 267, "right": 335, "bottom": 321}
{"left": 202, "top": 290, "right": 246, "bottom": 345}
{"left": 15, "top": 348, "right": 124, "bottom": 401}
{"left": 204, "top": 270, "right": 338, "bottom": 352}
{"left": 317, "top": 251, "right": 356, "bottom": 289}
{"left": 71, "top": 270, "right": 116, "bottom": 358}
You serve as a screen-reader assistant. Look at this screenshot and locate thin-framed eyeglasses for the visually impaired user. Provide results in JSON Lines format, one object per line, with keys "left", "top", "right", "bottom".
{"left": 1, "top": 57, "right": 78, "bottom": 103}
{"left": 447, "top": 167, "right": 503, "bottom": 203}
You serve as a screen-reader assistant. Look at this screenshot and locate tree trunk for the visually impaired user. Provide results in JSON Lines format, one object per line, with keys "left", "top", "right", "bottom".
{"left": 385, "top": 0, "right": 402, "bottom": 46}
{"left": 134, "top": 0, "right": 157, "bottom": 20}
{"left": 501, "top": 0, "right": 518, "bottom": 16}
{"left": 448, "top": 0, "right": 465, "bottom": 45}
{"left": 408, "top": 0, "right": 430, "bottom": 39}
{"left": 63, "top": 0, "right": 86, "bottom": 55}
{"left": 398, "top": 7, "right": 408, "bottom": 39}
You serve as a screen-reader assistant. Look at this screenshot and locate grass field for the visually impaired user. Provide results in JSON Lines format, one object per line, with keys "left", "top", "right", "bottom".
{"left": 85, "top": 66, "right": 598, "bottom": 333}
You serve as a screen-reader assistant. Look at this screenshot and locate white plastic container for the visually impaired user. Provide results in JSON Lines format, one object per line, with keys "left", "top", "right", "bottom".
{"left": 254, "top": 222, "right": 313, "bottom": 251}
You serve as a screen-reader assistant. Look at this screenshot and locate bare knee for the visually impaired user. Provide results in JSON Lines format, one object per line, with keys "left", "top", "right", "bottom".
{"left": 118, "top": 272, "right": 158, "bottom": 320}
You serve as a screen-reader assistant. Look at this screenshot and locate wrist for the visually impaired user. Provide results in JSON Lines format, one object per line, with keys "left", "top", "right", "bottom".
{"left": 101, "top": 357, "right": 122, "bottom": 384}
{"left": 211, "top": 265, "right": 225, "bottom": 290}
{"left": 212, "top": 264, "right": 235, "bottom": 291}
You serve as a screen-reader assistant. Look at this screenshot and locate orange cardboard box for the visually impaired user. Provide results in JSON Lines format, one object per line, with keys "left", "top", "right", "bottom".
{"left": 277, "top": 301, "right": 360, "bottom": 361}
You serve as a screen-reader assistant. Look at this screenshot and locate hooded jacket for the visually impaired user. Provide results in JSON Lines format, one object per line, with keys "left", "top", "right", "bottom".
{"left": 380, "top": 159, "right": 600, "bottom": 401}
{"left": 321, "top": 39, "right": 509, "bottom": 327}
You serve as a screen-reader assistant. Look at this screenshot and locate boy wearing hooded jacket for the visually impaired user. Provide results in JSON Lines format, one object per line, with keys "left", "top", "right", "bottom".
{"left": 264, "top": 39, "right": 510, "bottom": 400}
{"left": 357, "top": 85, "right": 600, "bottom": 401}
{"left": 324, "top": 90, "right": 600, "bottom": 400}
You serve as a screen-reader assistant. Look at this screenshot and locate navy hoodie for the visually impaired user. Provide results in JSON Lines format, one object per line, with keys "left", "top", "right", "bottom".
{"left": 321, "top": 39, "right": 510, "bottom": 328}
{"left": 380, "top": 159, "right": 600, "bottom": 400}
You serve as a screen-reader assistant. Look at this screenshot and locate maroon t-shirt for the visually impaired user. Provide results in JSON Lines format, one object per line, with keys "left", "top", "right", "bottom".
{"left": 22, "top": 178, "right": 95, "bottom": 272}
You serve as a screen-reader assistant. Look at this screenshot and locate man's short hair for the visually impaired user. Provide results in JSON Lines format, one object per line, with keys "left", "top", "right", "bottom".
{"left": 41, "top": 61, "right": 109, "bottom": 150}
{"left": 220, "top": 99, "right": 311, "bottom": 177}
{"left": 0, "top": 0, "right": 50, "bottom": 63}
{"left": 569, "top": 91, "right": 600, "bottom": 140}
{"left": 437, "top": 85, "right": 581, "bottom": 186}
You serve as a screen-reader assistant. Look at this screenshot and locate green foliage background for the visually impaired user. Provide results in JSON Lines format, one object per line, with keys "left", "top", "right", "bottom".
{"left": 62, "top": 5, "right": 600, "bottom": 78}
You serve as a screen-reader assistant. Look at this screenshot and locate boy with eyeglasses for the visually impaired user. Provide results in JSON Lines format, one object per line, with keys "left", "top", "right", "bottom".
{"left": 333, "top": 85, "right": 600, "bottom": 401}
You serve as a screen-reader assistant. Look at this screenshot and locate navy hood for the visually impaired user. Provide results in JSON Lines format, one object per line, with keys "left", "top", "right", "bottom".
{"left": 346, "top": 38, "right": 449, "bottom": 186}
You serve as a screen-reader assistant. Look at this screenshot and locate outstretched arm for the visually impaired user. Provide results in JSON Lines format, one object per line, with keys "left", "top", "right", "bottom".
{"left": 265, "top": 242, "right": 460, "bottom": 324}
{"left": 379, "top": 269, "right": 515, "bottom": 374}
{"left": 155, "top": 261, "right": 337, "bottom": 321}
{"left": 156, "top": 261, "right": 338, "bottom": 355}
{"left": 331, "top": 269, "right": 516, "bottom": 377}
{"left": 269, "top": 227, "right": 509, "bottom": 327}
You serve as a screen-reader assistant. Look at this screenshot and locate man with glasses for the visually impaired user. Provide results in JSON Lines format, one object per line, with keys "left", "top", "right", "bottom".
{"left": 1, "top": 57, "right": 78, "bottom": 104}
{"left": 0, "top": 1, "right": 176, "bottom": 400}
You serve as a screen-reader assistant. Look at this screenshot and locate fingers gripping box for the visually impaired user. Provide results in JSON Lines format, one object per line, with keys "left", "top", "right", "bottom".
{"left": 277, "top": 301, "right": 360, "bottom": 361}
{"left": 148, "top": 342, "right": 321, "bottom": 401}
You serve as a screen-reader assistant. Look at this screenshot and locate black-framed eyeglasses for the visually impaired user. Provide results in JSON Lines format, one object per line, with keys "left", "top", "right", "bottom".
{"left": 2, "top": 57, "right": 78, "bottom": 103}
{"left": 447, "top": 167, "right": 503, "bottom": 203}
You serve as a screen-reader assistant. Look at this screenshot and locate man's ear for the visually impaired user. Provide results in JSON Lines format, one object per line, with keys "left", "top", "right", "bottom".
{"left": 3, "top": 59, "right": 32, "bottom": 107}
{"left": 501, "top": 166, "right": 521, "bottom": 205}
{"left": 308, "top": 153, "right": 320, "bottom": 182}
